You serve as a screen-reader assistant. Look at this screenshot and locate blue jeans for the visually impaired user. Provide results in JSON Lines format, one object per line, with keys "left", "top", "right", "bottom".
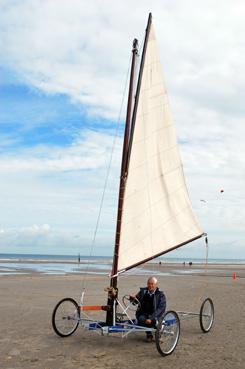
{"left": 137, "top": 314, "right": 156, "bottom": 337}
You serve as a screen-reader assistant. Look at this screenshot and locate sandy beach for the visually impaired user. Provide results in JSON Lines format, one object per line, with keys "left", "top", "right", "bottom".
{"left": 0, "top": 263, "right": 245, "bottom": 369}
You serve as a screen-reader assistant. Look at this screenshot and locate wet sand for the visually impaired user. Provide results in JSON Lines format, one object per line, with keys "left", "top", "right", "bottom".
{"left": 0, "top": 264, "right": 244, "bottom": 369}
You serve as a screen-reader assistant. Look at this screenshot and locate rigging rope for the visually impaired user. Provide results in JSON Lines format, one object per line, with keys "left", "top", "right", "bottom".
{"left": 189, "top": 234, "right": 210, "bottom": 311}
{"left": 203, "top": 234, "right": 209, "bottom": 293}
{"left": 80, "top": 52, "right": 133, "bottom": 292}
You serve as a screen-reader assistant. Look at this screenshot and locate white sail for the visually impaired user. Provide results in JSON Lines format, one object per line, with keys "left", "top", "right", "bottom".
{"left": 117, "top": 24, "right": 203, "bottom": 273}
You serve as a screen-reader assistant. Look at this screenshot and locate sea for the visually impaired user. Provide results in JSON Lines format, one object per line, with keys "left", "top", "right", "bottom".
{"left": 0, "top": 253, "right": 244, "bottom": 276}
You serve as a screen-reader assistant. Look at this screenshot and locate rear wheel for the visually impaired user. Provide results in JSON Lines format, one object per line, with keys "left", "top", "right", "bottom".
{"left": 199, "top": 298, "right": 214, "bottom": 333}
{"left": 155, "top": 310, "right": 180, "bottom": 356}
{"left": 52, "top": 298, "right": 80, "bottom": 337}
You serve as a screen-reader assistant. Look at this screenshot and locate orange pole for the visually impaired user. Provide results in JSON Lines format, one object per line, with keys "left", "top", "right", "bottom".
{"left": 80, "top": 305, "right": 108, "bottom": 311}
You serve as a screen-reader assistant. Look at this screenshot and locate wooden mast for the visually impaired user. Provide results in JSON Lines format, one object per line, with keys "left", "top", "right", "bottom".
{"left": 106, "top": 13, "right": 152, "bottom": 325}
{"left": 110, "top": 38, "right": 138, "bottom": 287}
{"left": 126, "top": 13, "right": 152, "bottom": 170}
{"left": 106, "top": 38, "right": 138, "bottom": 325}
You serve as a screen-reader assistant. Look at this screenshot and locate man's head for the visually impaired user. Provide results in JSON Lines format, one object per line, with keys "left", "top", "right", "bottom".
{"left": 147, "top": 276, "right": 158, "bottom": 292}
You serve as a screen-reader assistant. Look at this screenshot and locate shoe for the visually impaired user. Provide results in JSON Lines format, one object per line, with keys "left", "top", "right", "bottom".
{"left": 146, "top": 335, "right": 153, "bottom": 343}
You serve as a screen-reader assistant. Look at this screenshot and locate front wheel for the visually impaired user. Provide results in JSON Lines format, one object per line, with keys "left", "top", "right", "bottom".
{"left": 199, "top": 298, "right": 214, "bottom": 333}
{"left": 52, "top": 298, "right": 80, "bottom": 337}
{"left": 155, "top": 310, "right": 180, "bottom": 357}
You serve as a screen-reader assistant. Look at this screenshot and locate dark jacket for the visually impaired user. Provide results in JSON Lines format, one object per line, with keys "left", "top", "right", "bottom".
{"left": 135, "top": 287, "right": 166, "bottom": 320}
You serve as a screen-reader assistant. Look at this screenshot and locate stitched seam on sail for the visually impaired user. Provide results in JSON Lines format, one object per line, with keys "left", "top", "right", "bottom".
{"left": 120, "top": 204, "right": 202, "bottom": 257}
{"left": 122, "top": 183, "right": 188, "bottom": 226}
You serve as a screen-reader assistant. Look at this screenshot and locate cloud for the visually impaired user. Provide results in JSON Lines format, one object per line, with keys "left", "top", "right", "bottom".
{"left": 21, "top": 224, "right": 51, "bottom": 234}
{"left": 0, "top": 0, "right": 135, "bottom": 118}
{"left": 0, "top": 0, "right": 243, "bottom": 120}
{"left": 0, "top": 0, "right": 245, "bottom": 258}
{"left": 1, "top": 1, "right": 245, "bottom": 125}
{"left": 0, "top": 129, "right": 122, "bottom": 172}
{"left": 0, "top": 129, "right": 121, "bottom": 254}
{"left": 0, "top": 224, "right": 110, "bottom": 254}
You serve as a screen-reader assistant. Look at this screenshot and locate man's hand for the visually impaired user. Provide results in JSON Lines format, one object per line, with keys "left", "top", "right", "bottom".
{"left": 145, "top": 319, "right": 152, "bottom": 325}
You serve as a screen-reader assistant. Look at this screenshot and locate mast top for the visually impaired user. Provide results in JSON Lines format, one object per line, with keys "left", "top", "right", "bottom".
{"left": 133, "top": 38, "right": 138, "bottom": 51}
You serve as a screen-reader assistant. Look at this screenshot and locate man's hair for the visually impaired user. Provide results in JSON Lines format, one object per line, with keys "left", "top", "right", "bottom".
{"left": 147, "top": 276, "right": 158, "bottom": 284}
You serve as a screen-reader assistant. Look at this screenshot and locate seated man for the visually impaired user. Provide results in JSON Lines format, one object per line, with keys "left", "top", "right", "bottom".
{"left": 131, "top": 276, "right": 166, "bottom": 342}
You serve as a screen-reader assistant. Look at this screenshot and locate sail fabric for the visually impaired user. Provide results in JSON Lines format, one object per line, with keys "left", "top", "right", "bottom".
{"left": 117, "top": 24, "right": 203, "bottom": 273}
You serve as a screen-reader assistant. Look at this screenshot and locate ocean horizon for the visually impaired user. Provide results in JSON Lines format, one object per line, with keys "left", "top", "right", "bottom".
{"left": 0, "top": 252, "right": 244, "bottom": 276}
{"left": 0, "top": 252, "right": 245, "bottom": 264}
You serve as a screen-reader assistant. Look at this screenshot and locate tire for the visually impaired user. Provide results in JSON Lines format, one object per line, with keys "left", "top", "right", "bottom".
{"left": 199, "top": 298, "right": 214, "bottom": 333}
{"left": 155, "top": 310, "right": 180, "bottom": 357}
{"left": 52, "top": 298, "right": 80, "bottom": 337}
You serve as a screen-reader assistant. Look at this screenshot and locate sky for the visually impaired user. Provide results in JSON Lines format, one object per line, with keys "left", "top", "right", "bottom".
{"left": 0, "top": 0, "right": 244, "bottom": 259}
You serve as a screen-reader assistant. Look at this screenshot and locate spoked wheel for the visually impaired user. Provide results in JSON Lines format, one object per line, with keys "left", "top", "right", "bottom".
{"left": 52, "top": 298, "right": 80, "bottom": 337}
{"left": 199, "top": 298, "right": 214, "bottom": 333}
{"left": 155, "top": 311, "right": 180, "bottom": 357}
{"left": 122, "top": 295, "right": 140, "bottom": 312}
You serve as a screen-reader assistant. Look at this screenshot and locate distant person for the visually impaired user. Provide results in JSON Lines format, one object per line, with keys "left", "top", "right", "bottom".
{"left": 189, "top": 261, "right": 192, "bottom": 266}
{"left": 130, "top": 277, "right": 166, "bottom": 342}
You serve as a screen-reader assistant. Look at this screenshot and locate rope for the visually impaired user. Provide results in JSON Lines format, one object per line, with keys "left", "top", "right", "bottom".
{"left": 205, "top": 235, "right": 209, "bottom": 266}
{"left": 191, "top": 234, "right": 210, "bottom": 309}
{"left": 194, "top": 235, "right": 210, "bottom": 308}
{"left": 80, "top": 53, "right": 132, "bottom": 292}
{"left": 203, "top": 234, "right": 209, "bottom": 296}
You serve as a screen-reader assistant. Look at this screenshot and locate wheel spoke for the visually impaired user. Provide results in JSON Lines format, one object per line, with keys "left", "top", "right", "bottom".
{"left": 155, "top": 311, "right": 180, "bottom": 356}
